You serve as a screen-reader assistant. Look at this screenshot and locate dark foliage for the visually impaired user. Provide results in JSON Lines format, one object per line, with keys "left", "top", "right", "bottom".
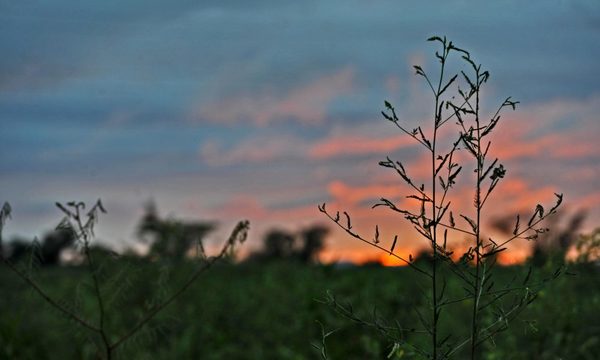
{"left": 137, "top": 201, "right": 216, "bottom": 260}
{"left": 4, "top": 229, "right": 75, "bottom": 266}
{"left": 248, "top": 225, "right": 328, "bottom": 264}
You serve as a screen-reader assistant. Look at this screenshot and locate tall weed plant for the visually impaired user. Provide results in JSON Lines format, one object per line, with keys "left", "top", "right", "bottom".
{"left": 319, "top": 36, "right": 564, "bottom": 359}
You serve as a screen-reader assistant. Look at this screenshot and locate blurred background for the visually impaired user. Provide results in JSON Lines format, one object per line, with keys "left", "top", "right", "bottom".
{"left": 1, "top": 0, "right": 598, "bottom": 263}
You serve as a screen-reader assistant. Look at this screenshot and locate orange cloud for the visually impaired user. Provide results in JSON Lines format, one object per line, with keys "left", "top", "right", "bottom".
{"left": 485, "top": 95, "right": 600, "bottom": 162}
{"left": 196, "top": 67, "right": 355, "bottom": 125}
{"left": 211, "top": 195, "right": 318, "bottom": 223}
{"left": 490, "top": 133, "right": 561, "bottom": 160}
{"left": 309, "top": 134, "right": 415, "bottom": 159}
{"left": 327, "top": 180, "right": 406, "bottom": 205}
{"left": 551, "top": 141, "right": 598, "bottom": 159}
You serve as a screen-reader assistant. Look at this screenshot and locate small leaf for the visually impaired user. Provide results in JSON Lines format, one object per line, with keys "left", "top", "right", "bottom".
{"left": 447, "top": 166, "right": 462, "bottom": 187}
{"left": 417, "top": 127, "right": 431, "bottom": 149}
{"left": 460, "top": 214, "right": 478, "bottom": 233}
{"left": 381, "top": 111, "right": 393, "bottom": 121}
{"left": 481, "top": 158, "right": 499, "bottom": 181}
{"left": 549, "top": 193, "right": 563, "bottom": 214}
{"left": 389, "top": 235, "right": 398, "bottom": 255}
{"left": 96, "top": 199, "right": 107, "bottom": 213}
{"left": 528, "top": 204, "right": 544, "bottom": 226}
{"left": 481, "top": 116, "right": 500, "bottom": 137}
{"left": 439, "top": 74, "right": 458, "bottom": 96}
{"left": 482, "top": 247, "right": 506, "bottom": 258}
{"left": 413, "top": 65, "right": 425, "bottom": 76}
{"left": 461, "top": 70, "right": 476, "bottom": 90}
{"left": 513, "top": 215, "right": 520, "bottom": 236}
{"left": 343, "top": 211, "right": 352, "bottom": 229}
{"left": 55, "top": 202, "right": 73, "bottom": 218}
{"left": 536, "top": 204, "right": 544, "bottom": 218}
{"left": 435, "top": 153, "right": 450, "bottom": 175}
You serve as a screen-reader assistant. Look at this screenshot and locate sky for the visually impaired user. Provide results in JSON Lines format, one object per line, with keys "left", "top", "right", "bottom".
{"left": 1, "top": 0, "right": 599, "bottom": 263}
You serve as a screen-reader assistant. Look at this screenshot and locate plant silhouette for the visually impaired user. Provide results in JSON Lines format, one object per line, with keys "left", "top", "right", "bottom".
{"left": 319, "top": 36, "right": 564, "bottom": 359}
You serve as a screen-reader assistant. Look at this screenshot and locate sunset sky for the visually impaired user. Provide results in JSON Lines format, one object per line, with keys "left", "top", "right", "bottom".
{"left": 1, "top": 1, "right": 599, "bottom": 263}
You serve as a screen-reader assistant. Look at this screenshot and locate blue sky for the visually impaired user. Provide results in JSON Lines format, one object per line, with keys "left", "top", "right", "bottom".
{"left": 1, "top": 1, "right": 599, "bottom": 261}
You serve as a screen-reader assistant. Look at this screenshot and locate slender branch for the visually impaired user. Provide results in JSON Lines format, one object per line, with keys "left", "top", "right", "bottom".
{"left": 495, "top": 212, "right": 556, "bottom": 249}
{"left": 110, "top": 220, "right": 249, "bottom": 351}
{"left": 1, "top": 256, "right": 101, "bottom": 333}
{"left": 436, "top": 222, "right": 476, "bottom": 237}
{"left": 320, "top": 209, "right": 431, "bottom": 277}
{"left": 438, "top": 92, "right": 476, "bottom": 128}
{"left": 389, "top": 121, "right": 429, "bottom": 148}
{"left": 470, "top": 64, "right": 483, "bottom": 360}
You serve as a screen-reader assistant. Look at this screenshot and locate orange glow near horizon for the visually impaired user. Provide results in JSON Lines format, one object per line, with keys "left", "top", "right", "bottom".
{"left": 318, "top": 241, "right": 535, "bottom": 267}
{"left": 378, "top": 253, "right": 410, "bottom": 267}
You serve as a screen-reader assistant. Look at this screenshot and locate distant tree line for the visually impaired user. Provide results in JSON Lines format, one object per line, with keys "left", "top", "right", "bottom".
{"left": 1, "top": 202, "right": 329, "bottom": 266}
{"left": 2, "top": 202, "right": 596, "bottom": 267}
{"left": 3, "top": 229, "right": 76, "bottom": 266}
{"left": 245, "top": 225, "right": 329, "bottom": 264}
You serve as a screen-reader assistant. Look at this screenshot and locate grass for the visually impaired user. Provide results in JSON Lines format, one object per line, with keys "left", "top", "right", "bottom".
{"left": 1, "top": 261, "right": 598, "bottom": 359}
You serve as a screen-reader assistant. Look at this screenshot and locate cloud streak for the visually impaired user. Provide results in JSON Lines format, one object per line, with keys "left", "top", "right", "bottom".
{"left": 195, "top": 67, "right": 355, "bottom": 126}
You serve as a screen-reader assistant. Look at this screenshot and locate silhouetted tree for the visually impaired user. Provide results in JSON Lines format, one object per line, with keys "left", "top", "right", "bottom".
{"left": 137, "top": 201, "right": 215, "bottom": 260}
{"left": 247, "top": 225, "right": 329, "bottom": 264}
{"left": 40, "top": 229, "right": 76, "bottom": 265}
{"left": 299, "top": 225, "right": 328, "bottom": 263}
{"left": 530, "top": 210, "right": 586, "bottom": 266}
{"left": 3, "top": 229, "right": 75, "bottom": 265}
{"left": 4, "top": 238, "right": 29, "bottom": 263}
{"left": 263, "top": 229, "right": 296, "bottom": 259}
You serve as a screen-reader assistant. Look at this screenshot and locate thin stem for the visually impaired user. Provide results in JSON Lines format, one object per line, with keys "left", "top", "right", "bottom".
{"left": 470, "top": 67, "right": 482, "bottom": 360}
{"left": 389, "top": 121, "right": 429, "bottom": 149}
{"left": 74, "top": 208, "right": 111, "bottom": 358}
{"left": 436, "top": 222, "right": 476, "bottom": 237}
{"left": 429, "top": 41, "right": 451, "bottom": 360}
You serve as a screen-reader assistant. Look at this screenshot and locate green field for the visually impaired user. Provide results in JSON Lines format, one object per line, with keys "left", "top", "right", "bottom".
{"left": 1, "top": 260, "right": 598, "bottom": 359}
